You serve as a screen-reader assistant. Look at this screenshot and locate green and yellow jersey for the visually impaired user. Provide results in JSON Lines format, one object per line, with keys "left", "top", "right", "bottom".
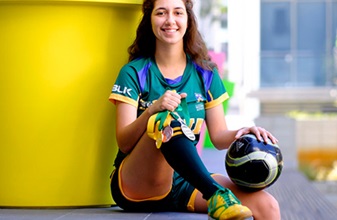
{"left": 109, "top": 56, "right": 228, "bottom": 140}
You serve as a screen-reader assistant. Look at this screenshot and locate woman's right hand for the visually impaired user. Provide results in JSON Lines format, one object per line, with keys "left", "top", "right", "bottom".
{"left": 115, "top": 91, "right": 187, "bottom": 153}
{"left": 148, "top": 90, "right": 187, "bottom": 115}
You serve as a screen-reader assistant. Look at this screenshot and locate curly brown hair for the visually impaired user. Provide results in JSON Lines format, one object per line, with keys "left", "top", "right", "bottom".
{"left": 128, "top": 0, "right": 216, "bottom": 70}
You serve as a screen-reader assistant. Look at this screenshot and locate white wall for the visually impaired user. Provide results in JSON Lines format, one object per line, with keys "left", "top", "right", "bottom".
{"left": 194, "top": 0, "right": 223, "bottom": 52}
{"left": 194, "top": 0, "right": 261, "bottom": 120}
{"left": 227, "top": 0, "right": 260, "bottom": 119}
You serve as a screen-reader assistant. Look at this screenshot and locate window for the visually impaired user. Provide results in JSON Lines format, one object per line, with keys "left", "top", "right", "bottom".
{"left": 261, "top": 2, "right": 291, "bottom": 86}
{"left": 260, "top": 0, "right": 336, "bottom": 87}
{"left": 261, "top": 2, "right": 290, "bottom": 51}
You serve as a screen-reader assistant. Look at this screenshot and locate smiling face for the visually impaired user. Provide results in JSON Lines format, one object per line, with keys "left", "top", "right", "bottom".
{"left": 151, "top": 0, "right": 188, "bottom": 47}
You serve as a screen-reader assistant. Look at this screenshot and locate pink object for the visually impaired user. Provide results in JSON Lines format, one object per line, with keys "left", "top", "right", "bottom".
{"left": 208, "top": 51, "right": 226, "bottom": 77}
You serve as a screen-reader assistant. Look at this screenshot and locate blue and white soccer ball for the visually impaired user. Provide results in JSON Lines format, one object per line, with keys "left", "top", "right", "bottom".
{"left": 225, "top": 134, "right": 283, "bottom": 191}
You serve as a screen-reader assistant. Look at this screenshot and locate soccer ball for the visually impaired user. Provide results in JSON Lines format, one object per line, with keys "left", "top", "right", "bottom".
{"left": 225, "top": 134, "right": 283, "bottom": 192}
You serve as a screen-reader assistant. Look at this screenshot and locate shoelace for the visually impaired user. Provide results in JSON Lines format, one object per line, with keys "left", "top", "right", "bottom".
{"left": 208, "top": 189, "right": 230, "bottom": 218}
{"left": 215, "top": 189, "right": 241, "bottom": 208}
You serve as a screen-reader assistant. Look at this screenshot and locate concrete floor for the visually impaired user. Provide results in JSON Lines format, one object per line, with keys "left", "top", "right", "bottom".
{"left": 1, "top": 149, "right": 337, "bottom": 220}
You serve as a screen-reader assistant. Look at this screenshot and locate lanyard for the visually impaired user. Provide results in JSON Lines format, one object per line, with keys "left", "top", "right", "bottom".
{"left": 154, "top": 96, "right": 190, "bottom": 131}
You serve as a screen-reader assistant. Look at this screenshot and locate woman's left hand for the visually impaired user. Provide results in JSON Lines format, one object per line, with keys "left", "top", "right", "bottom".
{"left": 235, "top": 126, "right": 278, "bottom": 144}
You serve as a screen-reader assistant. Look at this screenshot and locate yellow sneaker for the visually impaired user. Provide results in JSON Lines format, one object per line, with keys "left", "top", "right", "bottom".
{"left": 208, "top": 188, "right": 253, "bottom": 220}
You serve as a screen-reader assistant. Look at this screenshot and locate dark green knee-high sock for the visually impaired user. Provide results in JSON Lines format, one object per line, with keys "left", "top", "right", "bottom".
{"left": 160, "top": 134, "right": 221, "bottom": 200}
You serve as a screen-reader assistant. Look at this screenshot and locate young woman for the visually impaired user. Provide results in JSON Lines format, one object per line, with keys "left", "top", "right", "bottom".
{"left": 109, "top": 0, "right": 281, "bottom": 219}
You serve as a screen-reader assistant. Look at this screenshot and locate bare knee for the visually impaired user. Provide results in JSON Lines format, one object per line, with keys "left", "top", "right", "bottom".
{"left": 251, "top": 192, "right": 280, "bottom": 220}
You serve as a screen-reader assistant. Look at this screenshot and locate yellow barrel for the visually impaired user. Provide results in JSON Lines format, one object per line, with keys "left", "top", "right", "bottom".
{"left": 0, "top": 0, "right": 141, "bottom": 207}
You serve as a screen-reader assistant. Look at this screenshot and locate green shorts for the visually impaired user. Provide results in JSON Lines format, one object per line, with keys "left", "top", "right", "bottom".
{"left": 110, "top": 164, "right": 198, "bottom": 212}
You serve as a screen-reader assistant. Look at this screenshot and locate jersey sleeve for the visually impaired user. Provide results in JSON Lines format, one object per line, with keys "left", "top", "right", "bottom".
{"left": 108, "top": 65, "right": 141, "bottom": 107}
{"left": 204, "top": 68, "right": 229, "bottom": 109}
